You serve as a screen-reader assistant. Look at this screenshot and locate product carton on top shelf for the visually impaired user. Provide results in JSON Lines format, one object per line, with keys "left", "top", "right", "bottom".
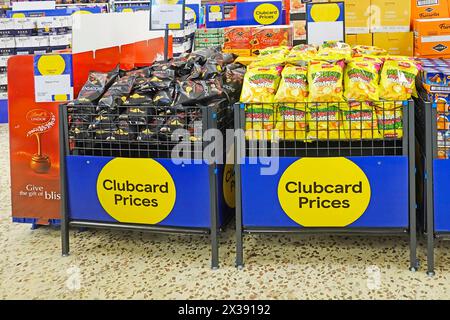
{"left": 344, "top": 0, "right": 370, "bottom": 34}
{"left": 373, "top": 31, "right": 413, "bottom": 56}
{"left": 370, "top": 0, "right": 411, "bottom": 33}
{"left": 414, "top": 18, "right": 450, "bottom": 58}
{"left": 411, "top": 0, "right": 449, "bottom": 21}
{"left": 346, "top": 33, "right": 373, "bottom": 46}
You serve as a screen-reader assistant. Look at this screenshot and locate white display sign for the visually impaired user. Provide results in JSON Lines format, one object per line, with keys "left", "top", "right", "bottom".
{"left": 12, "top": 1, "right": 56, "bottom": 11}
{"left": 150, "top": 0, "right": 185, "bottom": 30}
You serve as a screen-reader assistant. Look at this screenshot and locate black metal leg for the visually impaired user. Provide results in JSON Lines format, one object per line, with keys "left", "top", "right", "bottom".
{"left": 234, "top": 105, "right": 244, "bottom": 269}
{"left": 209, "top": 164, "right": 219, "bottom": 270}
{"left": 425, "top": 103, "right": 436, "bottom": 276}
{"left": 59, "top": 105, "right": 70, "bottom": 257}
{"left": 408, "top": 102, "right": 418, "bottom": 271}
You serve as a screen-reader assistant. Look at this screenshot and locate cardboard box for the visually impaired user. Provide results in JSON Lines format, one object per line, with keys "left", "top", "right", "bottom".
{"left": 346, "top": 33, "right": 373, "bottom": 46}
{"left": 373, "top": 32, "right": 413, "bottom": 56}
{"left": 250, "top": 25, "right": 292, "bottom": 49}
{"left": 414, "top": 18, "right": 450, "bottom": 57}
{"left": 223, "top": 26, "right": 253, "bottom": 49}
{"left": 222, "top": 48, "right": 253, "bottom": 56}
{"left": 411, "top": 0, "right": 449, "bottom": 21}
{"left": 370, "top": 0, "right": 411, "bottom": 33}
{"left": 345, "top": 0, "right": 370, "bottom": 34}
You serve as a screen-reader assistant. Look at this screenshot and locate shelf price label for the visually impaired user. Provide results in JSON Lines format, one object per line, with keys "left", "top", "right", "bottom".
{"left": 149, "top": 0, "right": 185, "bottom": 30}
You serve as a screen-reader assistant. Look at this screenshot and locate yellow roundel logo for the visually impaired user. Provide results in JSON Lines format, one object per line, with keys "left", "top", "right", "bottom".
{"left": 12, "top": 13, "right": 26, "bottom": 18}
{"left": 37, "top": 55, "right": 66, "bottom": 76}
{"left": 310, "top": 3, "right": 341, "bottom": 22}
{"left": 254, "top": 3, "right": 279, "bottom": 25}
{"left": 122, "top": 8, "right": 134, "bottom": 13}
{"left": 186, "top": 7, "right": 197, "bottom": 23}
{"left": 97, "top": 158, "right": 176, "bottom": 224}
{"left": 72, "top": 10, "right": 93, "bottom": 15}
{"left": 278, "top": 158, "right": 371, "bottom": 227}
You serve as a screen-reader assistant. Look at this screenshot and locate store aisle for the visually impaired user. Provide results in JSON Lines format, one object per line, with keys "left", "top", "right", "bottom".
{"left": 1, "top": 123, "right": 450, "bottom": 299}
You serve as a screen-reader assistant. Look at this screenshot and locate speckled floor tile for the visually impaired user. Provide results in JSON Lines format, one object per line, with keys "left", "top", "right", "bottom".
{"left": 1, "top": 123, "right": 450, "bottom": 299}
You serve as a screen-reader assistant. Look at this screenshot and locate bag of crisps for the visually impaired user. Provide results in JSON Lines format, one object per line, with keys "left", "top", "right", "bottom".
{"left": 318, "top": 41, "right": 352, "bottom": 61}
{"left": 344, "top": 60, "right": 381, "bottom": 101}
{"left": 245, "top": 104, "right": 276, "bottom": 140}
{"left": 379, "top": 59, "right": 419, "bottom": 101}
{"left": 290, "top": 44, "right": 317, "bottom": 60}
{"left": 352, "top": 45, "right": 387, "bottom": 56}
{"left": 308, "top": 60, "right": 345, "bottom": 102}
{"left": 275, "top": 103, "right": 308, "bottom": 140}
{"left": 341, "top": 102, "right": 381, "bottom": 140}
{"left": 248, "top": 53, "right": 287, "bottom": 68}
{"left": 259, "top": 46, "right": 291, "bottom": 57}
{"left": 240, "top": 66, "right": 281, "bottom": 103}
{"left": 307, "top": 103, "right": 343, "bottom": 140}
{"left": 374, "top": 102, "right": 403, "bottom": 139}
{"left": 274, "top": 65, "right": 308, "bottom": 102}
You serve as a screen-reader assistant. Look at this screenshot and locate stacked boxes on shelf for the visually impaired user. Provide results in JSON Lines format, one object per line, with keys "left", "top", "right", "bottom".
{"left": 0, "top": 15, "right": 72, "bottom": 100}
{"left": 171, "top": 9, "right": 197, "bottom": 57}
{"left": 222, "top": 25, "right": 292, "bottom": 56}
{"left": 344, "top": 0, "right": 413, "bottom": 56}
{"left": 419, "top": 58, "right": 450, "bottom": 158}
{"left": 194, "top": 28, "right": 224, "bottom": 49}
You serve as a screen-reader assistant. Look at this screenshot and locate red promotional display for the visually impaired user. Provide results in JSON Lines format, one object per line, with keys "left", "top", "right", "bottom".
{"left": 8, "top": 55, "right": 62, "bottom": 224}
{"left": 8, "top": 37, "right": 168, "bottom": 224}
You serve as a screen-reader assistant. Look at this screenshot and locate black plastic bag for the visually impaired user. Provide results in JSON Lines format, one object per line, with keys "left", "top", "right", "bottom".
{"left": 175, "top": 78, "right": 223, "bottom": 105}
{"left": 97, "top": 75, "right": 136, "bottom": 113}
{"left": 74, "top": 66, "right": 119, "bottom": 105}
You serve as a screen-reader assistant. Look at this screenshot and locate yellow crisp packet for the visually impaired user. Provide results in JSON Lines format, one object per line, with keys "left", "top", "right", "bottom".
{"left": 240, "top": 66, "right": 281, "bottom": 103}
{"left": 379, "top": 59, "right": 419, "bottom": 101}
{"left": 290, "top": 44, "right": 317, "bottom": 59}
{"left": 259, "top": 46, "right": 291, "bottom": 57}
{"left": 245, "top": 104, "right": 276, "bottom": 140}
{"left": 374, "top": 103, "right": 403, "bottom": 139}
{"left": 344, "top": 60, "right": 381, "bottom": 101}
{"left": 275, "top": 103, "right": 308, "bottom": 140}
{"left": 352, "top": 45, "right": 387, "bottom": 56}
{"left": 317, "top": 41, "right": 352, "bottom": 61}
{"left": 274, "top": 65, "right": 308, "bottom": 102}
{"left": 248, "top": 52, "right": 287, "bottom": 68}
{"left": 341, "top": 101, "right": 381, "bottom": 140}
{"left": 307, "top": 103, "right": 344, "bottom": 140}
{"left": 308, "top": 60, "right": 345, "bottom": 102}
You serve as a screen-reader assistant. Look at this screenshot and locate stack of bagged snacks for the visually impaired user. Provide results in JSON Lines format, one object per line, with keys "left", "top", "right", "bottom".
{"left": 240, "top": 41, "right": 419, "bottom": 141}
{"left": 68, "top": 47, "right": 246, "bottom": 145}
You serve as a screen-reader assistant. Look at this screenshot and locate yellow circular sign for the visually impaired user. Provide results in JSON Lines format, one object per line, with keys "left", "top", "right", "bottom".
{"left": 97, "top": 158, "right": 176, "bottom": 224}
{"left": 72, "top": 10, "right": 93, "bottom": 15}
{"left": 254, "top": 3, "right": 279, "bottom": 25}
{"left": 37, "top": 55, "right": 66, "bottom": 76}
{"left": 278, "top": 158, "right": 371, "bottom": 227}
{"left": 310, "top": 3, "right": 341, "bottom": 22}
{"left": 186, "top": 7, "right": 197, "bottom": 23}
{"left": 12, "top": 13, "right": 25, "bottom": 18}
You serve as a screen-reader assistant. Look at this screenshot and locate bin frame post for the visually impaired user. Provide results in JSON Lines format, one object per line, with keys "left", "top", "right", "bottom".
{"left": 234, "top": 104, "right": 244, "bottom": 269}
{"left": 206, "top": 107, "right": 220, "bottom": 270}
{"left": 425, "top": 102, "right": 436, "bottom": 276}
{"left": 408, "top": 101, "right": 418, "bottom": 271}
{"left": 59, "top": 105, "right": 70, "bottom": 257}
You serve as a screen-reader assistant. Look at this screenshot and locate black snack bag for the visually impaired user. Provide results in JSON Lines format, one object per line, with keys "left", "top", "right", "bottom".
{"left": 69, "top": 126, "right": 92, "bottom": 140}
{"left": 75, "top": 65, "right": 119, "bottom": 105}
{"left": 201, "top": 60, "right": 223, "bottom": 80}
{"left": 88, "top": 113, "right": 117, "bottom": 131}
{"left": 184, "top": 62, "right": 203, "bottom": 81}
{"left": 175, "top": 78, "right": 223, "bottom": 105}
{"left": 151, "top": 69, "right": 175, "bottom": 81}
{"left": 153, "top": 88, "right": 175, "bottom": 106}
{"left": 137, "top": 128, "right": 158, "bottom": 142}
{"left": 125, "top": 66, "right": 152, "bottom": 78}
{"left": 95, "top": 128, "right": 116, "bottom": 140}
{"left": 222, "top": 66, "right": 245, "bottom": 103}
{"left": 125, "top": 107, "right": 149, "bottom": 125}
{"left": 97, "top": 75, "right": 136, "bottom": 113}
{"left": 123, "top": 92, "right": 154, "bottom": 106}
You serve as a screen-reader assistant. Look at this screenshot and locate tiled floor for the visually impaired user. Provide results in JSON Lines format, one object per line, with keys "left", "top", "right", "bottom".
{"left": 1, "top": 123, "right": 450, "bottom": 299}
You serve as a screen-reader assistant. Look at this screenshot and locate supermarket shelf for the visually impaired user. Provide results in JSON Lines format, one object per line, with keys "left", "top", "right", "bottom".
{"left": 69, "top": 220, "right": 211, "bottom": 235}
